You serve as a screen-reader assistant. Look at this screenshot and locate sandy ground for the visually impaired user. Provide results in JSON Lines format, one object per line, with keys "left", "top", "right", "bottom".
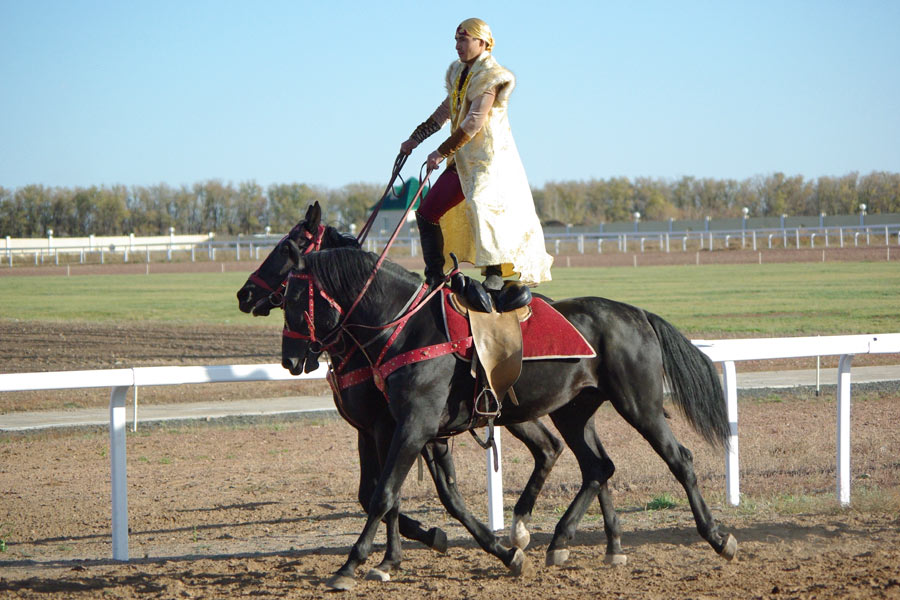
{"left": 2, "top": 248, "right": 899, "bottom": 598}
{"left": 2, "top": 389, "right": 900, "bottom": 599}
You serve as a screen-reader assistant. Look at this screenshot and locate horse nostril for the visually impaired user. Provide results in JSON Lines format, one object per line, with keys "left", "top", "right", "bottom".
{"left": 282, "top": 357, "right": 302, "bottom": 375}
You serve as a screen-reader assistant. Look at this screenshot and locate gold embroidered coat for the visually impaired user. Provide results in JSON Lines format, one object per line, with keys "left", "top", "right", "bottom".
{"left": 439, "top": 53, "right": 553, "bottom": 286}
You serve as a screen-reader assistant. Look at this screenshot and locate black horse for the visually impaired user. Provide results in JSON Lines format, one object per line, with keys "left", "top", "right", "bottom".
{"left": 236, "top": 203, "right": 565, "bottom": 580}
{"left": 281, "top": 245, "right": 737, "bottom": 590}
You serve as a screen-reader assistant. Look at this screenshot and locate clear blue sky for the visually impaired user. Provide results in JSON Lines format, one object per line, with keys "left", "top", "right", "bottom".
{"left": 2, "top": 0, "right": 898, "bottom": 191}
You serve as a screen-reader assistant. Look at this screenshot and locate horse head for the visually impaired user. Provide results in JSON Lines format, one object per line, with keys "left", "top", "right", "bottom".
{"left": 236, "top": 202, "right": 324, "bottom": 316}
{"left": 280, "top": 252, "right": 344, "bottom": 376}
{"left": 280, "top": 247, "right": 422, "bottom": 376}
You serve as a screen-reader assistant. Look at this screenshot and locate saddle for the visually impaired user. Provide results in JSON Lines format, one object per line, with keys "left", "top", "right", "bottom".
{"left": 447, "top": 292, "right": 531, "bottom": 412}
{"left": 449, "top": 271, "right": 533, "bottom": 314}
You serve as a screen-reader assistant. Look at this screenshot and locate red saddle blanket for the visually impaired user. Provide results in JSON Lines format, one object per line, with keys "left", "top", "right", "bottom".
{"left": 441, "top": 290, "right": 596, "bottom": 361}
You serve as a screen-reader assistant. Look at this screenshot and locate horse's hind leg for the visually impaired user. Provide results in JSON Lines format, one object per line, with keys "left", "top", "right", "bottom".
{"left": 544, "top": 398, "right": 623, "bottom": 566}
{"left": 613, "top": 394, "right": 736, "bottom": 559}
{"left": 504, "top": 419, "right": 564, "bottom": 549}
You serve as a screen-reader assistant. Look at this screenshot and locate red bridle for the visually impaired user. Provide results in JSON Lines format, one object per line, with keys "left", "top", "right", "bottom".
{"left": 281, "top": 264, "right": 468, "bottom": 401}
{"left": 281, "top": 271, "right": 344, "bottom": 351}
{"left": 248, "top": 224, "right": 326, "bottom": 310}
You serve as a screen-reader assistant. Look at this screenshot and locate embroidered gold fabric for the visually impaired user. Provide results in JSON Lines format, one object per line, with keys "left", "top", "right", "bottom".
{"left": 438, "top": 53, "right": 553, "bottom": 285}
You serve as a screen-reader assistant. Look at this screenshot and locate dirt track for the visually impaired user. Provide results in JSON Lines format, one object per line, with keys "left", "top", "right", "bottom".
{"left": 2, "top": 388, "right": 900, "bottom": 599}
{"left": 2, "top": 249, "right": 900, "bottom": 598}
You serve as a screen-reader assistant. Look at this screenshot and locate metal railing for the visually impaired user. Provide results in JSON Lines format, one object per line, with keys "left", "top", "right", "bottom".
{"left": 4, "top": 224, "right": 899, "bottom": 268}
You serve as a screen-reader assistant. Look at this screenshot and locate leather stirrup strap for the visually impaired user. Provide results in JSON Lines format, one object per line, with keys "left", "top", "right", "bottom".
{"left": 467, "top": 309, "right": 523, "bottom": 405}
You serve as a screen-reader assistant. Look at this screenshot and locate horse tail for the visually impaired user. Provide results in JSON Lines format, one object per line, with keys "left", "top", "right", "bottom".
{"left": 645, "top": 311, "right": 729, "bottom": 449}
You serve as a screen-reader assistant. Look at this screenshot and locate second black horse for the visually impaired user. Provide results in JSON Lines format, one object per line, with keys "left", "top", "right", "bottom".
{"left": 281, "top": 245, "right": 737, "bottom": 590}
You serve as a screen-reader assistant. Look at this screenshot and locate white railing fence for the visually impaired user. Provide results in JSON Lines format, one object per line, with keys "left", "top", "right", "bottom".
{"left": 1, "top": 333, "right": 898, "bottom": 562}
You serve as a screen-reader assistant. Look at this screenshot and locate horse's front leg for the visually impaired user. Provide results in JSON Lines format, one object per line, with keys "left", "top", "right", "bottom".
{"left": 354, "top": 432, "right": 405, "bottom": 582}
{"left": 421, "top": 441, "right": 527, "bottom": 574}
{"left": 358, "top": 428, "right": 447, "bottom": 583}
{"left": 326, "top": 418, "right": 433, "bottom": 591}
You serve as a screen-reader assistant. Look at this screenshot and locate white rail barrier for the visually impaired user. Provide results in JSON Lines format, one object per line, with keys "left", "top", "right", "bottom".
{"left": 693, "top": 333, "right": 900, "bottom": 507}
{"left": 2, "top": 333, "right": 899, "bottom": 561}
{"left": 1, "top": 363, "right": 327, "bottom": 561}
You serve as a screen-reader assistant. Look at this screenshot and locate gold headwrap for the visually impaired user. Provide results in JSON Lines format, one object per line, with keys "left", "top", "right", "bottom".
{"left": 456, "top": 18, "right": 494, "bottom": 51}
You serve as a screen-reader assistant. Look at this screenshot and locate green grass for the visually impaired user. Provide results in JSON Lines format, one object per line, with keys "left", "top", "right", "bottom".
{"left": 535, "top": 262, "right": 900, "bottom": 336}
{"left": 645, "top": 493, "right": 678, "bottom": 510}
{"left": 1, "top": 261, "right": 898, "bottom": 335}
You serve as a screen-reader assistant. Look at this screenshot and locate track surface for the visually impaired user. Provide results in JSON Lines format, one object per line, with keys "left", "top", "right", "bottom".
{"left": 2, "top": 248, "right": 899, "bottom": 598}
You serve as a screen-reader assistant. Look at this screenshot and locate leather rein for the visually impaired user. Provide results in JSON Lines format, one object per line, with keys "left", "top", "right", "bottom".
{"left": 281, "top": 163, "right": 479, "bottom": 399}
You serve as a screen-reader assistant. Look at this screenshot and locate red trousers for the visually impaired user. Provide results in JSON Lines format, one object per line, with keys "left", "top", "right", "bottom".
{"left": 418, "top": 166, "right": 465, "bottom": 223}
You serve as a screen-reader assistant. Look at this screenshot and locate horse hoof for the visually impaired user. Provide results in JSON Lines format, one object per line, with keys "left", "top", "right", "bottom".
{"left": 510, "top": 517, "right": 531, "bottom": 550}
{"left": 604, "top": 553, "right": 628, "bottom": 566}
{"left": 719, "top": 533, "right": 738, "bottom": 561}
{"left": 545, "top": 548, "right": 570, "bottom": 567}
{"left": 365, "top": 568, "right": 391, "bottom": 582}
{"left": 508, "top": 547, "right": 527, "bottom": 576}
{"left": 428, "top": 527, "right": 448, "bottom": 554}
{"left": 325, "top": 574, "right": 356, "bottom": 591}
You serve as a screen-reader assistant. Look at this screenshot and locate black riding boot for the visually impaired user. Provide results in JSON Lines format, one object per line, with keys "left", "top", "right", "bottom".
{"left": 416, "top": 211, "right": 445, "bottom": 288}
{"left": 483, "top": 265, "right": 504, "bottom": 291}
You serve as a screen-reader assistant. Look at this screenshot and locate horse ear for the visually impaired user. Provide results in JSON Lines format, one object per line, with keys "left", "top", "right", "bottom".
{"left": 304, "top": 202, "right": 322, "bottom": 232}
{"left": 281, "top": 239, "right": 304, "bottom": 268}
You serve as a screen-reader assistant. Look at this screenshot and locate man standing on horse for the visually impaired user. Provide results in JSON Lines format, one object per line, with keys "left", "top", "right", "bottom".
{"left": 400, "top": 18, "right": 553, "bottom": 291}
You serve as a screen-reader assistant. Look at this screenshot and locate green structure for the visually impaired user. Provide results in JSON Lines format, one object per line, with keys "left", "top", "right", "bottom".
{"left": 368, "top": 177, "right": 429, "bottom": 236}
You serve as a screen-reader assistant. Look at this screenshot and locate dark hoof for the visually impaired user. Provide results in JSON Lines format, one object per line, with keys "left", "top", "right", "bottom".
{"left": 325, "top": 574, "right": 356, "bottom": 591}
{"left": 428, "top": 527, "right": 448, "bottom": 554}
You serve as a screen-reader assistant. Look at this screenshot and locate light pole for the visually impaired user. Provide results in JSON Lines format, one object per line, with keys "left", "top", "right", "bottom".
{"left": 632, "top": 212, "right": 640, "bottom": 233}
{"left": 859, "top": 203, "right": 867, "bottom": 227}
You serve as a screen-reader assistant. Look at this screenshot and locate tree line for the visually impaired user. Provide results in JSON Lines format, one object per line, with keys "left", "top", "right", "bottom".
{"left": 1, "top": 171, "right": 898, "bottom": 238}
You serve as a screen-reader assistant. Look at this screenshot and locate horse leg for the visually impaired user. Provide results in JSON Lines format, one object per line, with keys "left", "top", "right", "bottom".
{"left": 326, "top": 420, "right": 434, "bottom": 591}
{"left": 613, "top": 395, "right": 736, "bottom": 560}
{"left": 544, "top": 400, "right": 619, "bottom": 567}
{"left": 357, "top": 432, "right": 448, "bottom": 583}
{"left": 420, "top": 442, "right": 527, "bottom": 574}
{"left": 503, "top": 420, "right": 564, "bottom": 550}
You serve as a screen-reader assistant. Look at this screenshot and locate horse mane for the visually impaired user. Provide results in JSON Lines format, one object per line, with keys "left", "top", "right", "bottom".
{"left": 320, "top": 226, "right": 361, "bottom": 249}
{"left": 302, "top": 247, "right": 422, "bottom": 311}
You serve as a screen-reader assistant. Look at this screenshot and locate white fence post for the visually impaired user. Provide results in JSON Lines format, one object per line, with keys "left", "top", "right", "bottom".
{"left": 487, "top": 430, "right": 504, "bottom": 531}
{"left": 722, "top": 361, "right": 740, "bottom": 506}
{"left": 110, "top": 384, "right": 130, "bottom": 561}
{"left": 837, "top": 354, "right": 853, "bottom": 506}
